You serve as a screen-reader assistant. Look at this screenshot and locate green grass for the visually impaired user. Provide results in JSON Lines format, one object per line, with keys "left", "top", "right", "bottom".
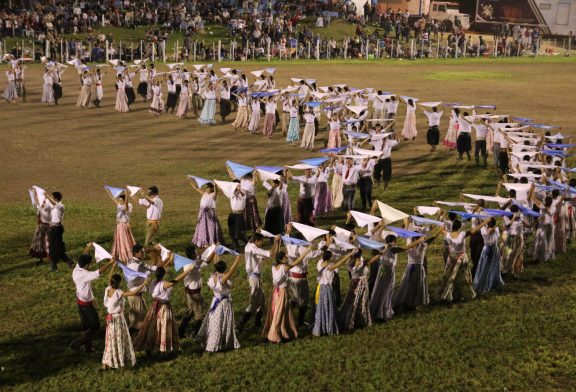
{"left": 0, "top": 59, "right": 576, "bottom": 391}
{"left": 425, "top": 71, "right": 513, "bottom": 81}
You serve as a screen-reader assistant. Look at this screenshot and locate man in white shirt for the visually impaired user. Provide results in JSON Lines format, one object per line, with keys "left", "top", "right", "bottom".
{"left": 70, "top": 244, "right": 114, "bottom": 353}
{"left": 288, "top": 169, "right": 318, "bottom": 226}
{"left": 178, "top": 245, "right": 208, "bottom": 338}
{"left": 373, "top": 134, "right": 399, "bottom": 190}
{"left": 238, "top": 233, "right": 280, "bottom": 332}
{"left": 46, "top": 191, "right": 74, "bottom": 271}
{"left": 358, "top": 157, "right": 376, "bottom": 211}
{"left": 472, "top": 119, "right": 489, "bottom": 168}
{"left": 424, "top": 106, "right": 443, "bottom": 152}
{"left": 136, "top": 186, "right": 163, "bottom": 246}
{"left": 263, "top": 179, "right": 285, "bottom": 235}
{"left": 341, "top": 158, "right": 359, "bottom": 211}
{"left": 227, "top": 180, "right": 247, "bottom": 250}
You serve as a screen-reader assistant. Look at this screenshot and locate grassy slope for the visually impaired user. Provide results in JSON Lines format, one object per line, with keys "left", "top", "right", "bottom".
{"left": 0, "top": 58, "right": 575, "bottom": 391}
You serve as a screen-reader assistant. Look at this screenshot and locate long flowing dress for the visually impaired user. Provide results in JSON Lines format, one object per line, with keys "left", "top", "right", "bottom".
{"left": 76, "top": 76, "right": 92, "bottom": 108}
{"left": 102, "top": 287, "right": 136, "bottom": 368}
{"left": 175, "top": 85, "right": 190, "bottom": 118}
{"left": 286, "top": 107, "right": 300, "bottom": 143}
{"left": 473, "top": 227, "right": 504, "bottom": 294}
{"left": 111, "top": 203, "right": 136, "bottom": 263}
{"left": 533, "top": 208, "right": 555, "bottom": 262}
{"left": 280, "top": 183, "right": 293, "bottom": 225}
{"left": 369, "top": 248, "right": 397, "bottom": 321}
{"left": 501, "top": 216, "right": 525, "bottom": 274}
{"left": 401, "top": 104, "right": 417, "bottom": 139}
{"left": 150, "top": 85, "right": 164, "bottom": 114}
{"left": 133, "top": 281, "right": 180, "bottom": 353}
{"left": 197, "top": 273, "right": 240, "bottom": 352}
{"left": 331, "top": 164, "right": 344, "bottom": 209}
{"left": 443, "top": 110, "right": 459, "bottom": 149}
{"left": 300, "top": 113, "right": 316, "bottom": 149}
{"left": 327, "top": 120, "right": 342, "bottom": 148}
{"left": 394, "top": 241, "right": 430, "bottom": 309}
{"left": 192, "top": 192, "right": 223, "bottom": 248}
{"left": 554, "top": 199, "right": 567, "bottom": 254}
{"left": 314, "top": 169, "right": 333, "bottom": 216}
{"left": 312, "top": 261, "right": 339, "bottom": 336}
{"left": 41, "top": 73, "right": 54, "bottom": 103}
{"left": 262, "top": 265, "right": 298, "bottom": 343}
{"left": 2, "top": 71, "right": 18, "bottom": 102}
{"left": 232, "top": 96, "right": 249, "bottom": 129}
{"left": 436, "top": 231, "right": 476, "bottom": 302}
{"left": 262, "top": 101, "right": 276, "bottom": 137}
{"left": 199, "top": 90, "right": 217, "bottom": 124}
{"left": 241, "top": 179, "right": 262, "bottom": 231}
{"left": 247, "top": 100, "right": 261, "bottom": 132}
{"left": 30, "top": 203, "right": 51, "bottom": 259}
{"left": 339, "top": 262, "right": 372, "bottom": 331}
{"left": 115, "top": 80, "right": 130, "bottom": 113}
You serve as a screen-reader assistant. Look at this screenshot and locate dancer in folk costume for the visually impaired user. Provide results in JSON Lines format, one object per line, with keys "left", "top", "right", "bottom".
{"left": 262, "top": 247, "right": 313, "bottom": 343}
{"left": 123, "top": 69, "right": 136, "bottom": 106}
{"left": 473, "top": 218, "right": 505, "bottom": 294}
{"left": 29, "top": 189, "right": 51, "bottom": 263}
{"left": 238, "top": 173, "right": 262, "bottom": 234}
{"left": 552, "top": 188, "right": 568, "bottom": 254}
{"left": 247, "top": 96, "right": 261, "bottom": 133}
{"left": 288, "top": 168, "right": 318, "bottom": 226}
{"left": 70, "top": 245, "right": 115, "bottom": 353}
{"left": 165, "top": 74, "right": 178, "bottom": 114}
{"left": 286, "top": 100, "right": 301, "bottom": 144}
{"left": 106, "top": 188, "right": 135, "bottom": 263}
{"left": 237, "top": 234, "right": 281, "bottom": 333}
{"left": 2, "top": 67, "right": 18, "bottom": 103}
{"left": 443, "top": 107, "right": 460, "bottom": 149}
{"left": 263, "top": 179, "right": 285, "bottom": 236}
{"left": 394, "top": 228, "right": 441, "bottom": 310}
{"left": 327, "top": 115, "right": 342, "bottom": 148}
{"left": 339, "top": 249, "right": 379, "bottom": 331}
{"left": 136, "top": 64, "right": 148, "bottom": 101}
{"left": 314, "top": 163, "right": 333, "bottom": 218}
{"left": 76, "top": 68, "right": 93, "bottom": 108}
{"left": 280, "top": 93, "right": 291, "bottom": 136}
{"left": 533, "top": 195, "right": 556, "bottom": 263}
{"left": 424, "top": 106, "right": 443, "bottom": 152}
{"left": 501, "top": 205, "right": 526, "bottom": 275}
{"left": 92, "top": 67, "right": 105, "bottom": 108}
{"left": 133, "top": 264, "right": 189, "bottom": 354}
{"left": 300, "top": 108, "right": 316, "bottom": 149}
{"left": 331, "top": 157, "right": 344, "bottom": 209}
{"left": 232, "top": 91, "right": 249, "bottom": 129}
{"left": 14, "top": 62, "right": 26, "bottom": 102}
{"left": 189, "top": 181, "right": 224, "bottom": 248}
{"left": 437, "top": 218, "right": 490, "bottom": 303}
{"left": 221, "top": 180, "right": 248, "bottom": 250}
{"left": 456, "top": 114, "right": 472, "bottom": 161}
{"left": 197, "top": 256, "right": 242, "bottom": 352}
{"left": 175, "top": 79, "right": 191, "bottom": 118}
{"left": 401, "top": 99, "right": 418, "bottom": 140}
{"left": 369, "top": 234, "right": 402, "bottom": 321}
{"left": 199, "top": 83, "right": 217, "bottom": 125}
{"left": 149, "top": 78, "right": 164, "bottom": 116}
{"left": 102, "top": 272, "right": 148, "bottom": 369}
{"left": 219, "top": 79, "right": 232, "bottom": 123}
{"left": 279, "top": 172, "right": 293, "bottom": 225}
{"left": 312, "top": 249, "right": 356, "bottom": 336}
{"left": 41, "top": 67, "right": 55, "bottom": 104}
{"left": 146, "top": 63, "right": 157, "bottom": 101}
{"left": 263, "top": 96, "right": 277, "bottom": 137}
{"left": 114, "top": 73, "right": 130, "bottom": 113}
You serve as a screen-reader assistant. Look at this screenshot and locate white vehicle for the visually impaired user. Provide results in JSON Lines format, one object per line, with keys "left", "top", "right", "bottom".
{"left": 429, "top": 1, "right": 471, "bottom": 30}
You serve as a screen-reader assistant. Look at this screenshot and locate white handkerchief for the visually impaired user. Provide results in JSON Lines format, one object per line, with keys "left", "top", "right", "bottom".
{"left": 158, "top": 244, "right": 171, "bottom": 261}
{"left": 376, "top": 201, "right": 408, "bottom": 224}
{"left": 93, "top": 242, "right": 113, "bottom": 263}
{"left": 215, "top": 180, "right": 239, "bottom": 199}
{"left": 256, "top": 169, "right": 281, "bottom": 182}
{"left": 28, "top": 189, "right": 36, "bottom": 207}
{"left": 251, "top": 70, "right": 264, "bottom": 78}
{"left": 333, "top": 238, "right": 356, "bottom": 251}
{"left": 346, "top": 105, "right": 368, "bottom": 115}
{"left": 419, "top": 101, "right": 441, "bottom": 108}
{"left": 126, "top": 186, "right": 141, "bottom": 197}
{"left": 333, "top": 226, "right": 352, "bottom": 241}
{"left": 265, "top": 68, "right": 276, "bottom": 75}
{"left": 286, "top": 164, "right": 317, "bottom": 170}
{"left": 350, "top": 210, "right": 382, "bottom": 228}
{"left": 416, "top": 206, "right": 441, "bottom": 215}
{"left": 193, "top": 64, "right": 206, "bottom": 71}
{"left": 32, "top": 185, "right": 48, "bottom": 206}
{"left": 258, "top": 229, "right": 276, "bottom": 238}
{"left": 201, "top": 244, "right": 217, "bottom": 261}
{"left": 502, "top": 183, "right": 532, "bottom": 202}
{"left": 291, "top": 222, "right": 328, "bottom": 242}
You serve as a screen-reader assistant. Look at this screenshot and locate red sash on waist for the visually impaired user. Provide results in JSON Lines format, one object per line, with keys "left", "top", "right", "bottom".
{"left": 76, "top": 298, "right": 93, "bottom": 307}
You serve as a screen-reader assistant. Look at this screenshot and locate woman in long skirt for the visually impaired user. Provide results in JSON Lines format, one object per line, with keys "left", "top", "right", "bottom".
{"left": 312, "top": 250, "right": 355, "bottom": 336}
{"left": 133, "top": 266, "right": 188, "bottom": 354}
{"left": 175, "top": 79, "right": 191, "bottom": 118}
{"left": 263, "top": 179, "right": 285, "bottom": 235}
{"left": 102, "top": 273, "right": 147, "bottom": 369}
{"left": 76, "top": 70, "right": 92, "bottom": 108}
{"left": 286, "top": 101, "right": 300, "bottom": 144}
{"left": 280, "top": 177, "right": 292, "bottom": 225}
{"left": 241, "top": 175, "right": 262, "bottom": 233}
{"left": 197, "top": 257, "right": 242, "bottom": 352}
{"left": 219, "top": 80, "right": 232, "bottom": 123}
{"left": 262, "top": 97, "right": 276, "bottom": 137}
{"left": 115, "top": 75, "right": 130, "bottom": 113}
{"left": 199, "top": 84, "right": 217, "bottom": 124}
{"left": 247, "top": 98, "right": 261, "bottom": 133}
{"left": 314, "top": 165, "right": 333, "bottom": 218}
{"left": 533, "top": 195, "right": 556, "bottom": 262}
{"left": 436, "top": 218, "right": 489, "bottom": 302}
{"left": 443, "top": 108, "right": 459, "bottom": 149}
{"left": 394, "top": 230, "right": 440, "bottom": 310}
{"left": 29, "top": 197, "right": 51, "bottom": 262}
{"left": 331, "top": 157, "right": 344, "bottom": 209}
{"left": 369, "top": 235, "right": 402, "bottom": 321}
{"left": 552, "top": 189, "right": 567, "bottom": 254}
{"left": 190, "top": 182, "right": 223, "bottom": 248}
{"left": 3, "top": 68, "right": 18, "bottom": 103}
{"left": 501, "top": 206, "right": 525, "bottom": 274}
{"left": 456, "top": 124, "right": 472, "bottom": 160}
{"left": 473, "top": 219, "right": 504, "bottom": 294}
{"left": 262, "top": 249, "right": 311, "bottom": 343}
{"left": 41, "top": 68, "right": 54, "bottom": 104}
{"left": 232, "top": 92, "right": 249, "bottom": 129}
{"left": 401, "top": 99, "right": 417, "bottom": 141}
{"left": 149, "top": 80, "right": 164, "bottom": 116}
{"left": 106, "top": 189, "right": 135, "bottom": 263}
{"left": 327, "top": 116, "right": 342, "bottom": 149}
{"left": 136, "top": 64, "right": 148, "bottom": 101}
{"left": 300, "top": 109, "right": 316, "bottom": 149}
{"left": 339, "top": 250, "right": 377, "bottom": 331}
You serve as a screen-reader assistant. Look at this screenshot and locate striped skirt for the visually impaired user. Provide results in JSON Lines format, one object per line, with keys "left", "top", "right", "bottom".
{"left": 133, "top": 300, "right": 180, "bottom": 353}
{"left": 312, "top": 284, "right": 339, "bottom": 336}
{"left": 232, "top": 106, "right": 249, "bottom": 129}
{"left": 262, "top": 286, "right": 298, "bottom": 343}
{"left": 314, "top": 182, "right": 333, "bottom": 216}
{"left": 111, "top": 222, "right": 135, "bottom": 263}
{"left": 436, "top": 253, "right": 476, "bottom": 302}
{"left": 102, "top": 313, "right": 136, "bottom": 368}
{"left": 339, "top": 276, "right": 372, "bottom": 331}
{"left": 286, "top": 117, "right": 300, "bottom": 143}
{"left": 533, "top": 223, "right": 554, "bottom": 262}
{"left": 29, "top": 223, "right": 50, "bottom": 258}
{"left": 243, "top": 195, "right": 262, "bottom": 231}
{"left": 394, "top": 263, "right": 429, "bottom": 309}
{"left": 263, "top": 113, "right": 276, "bottom": 137}
{"left": 501, "top": 234, "right": 524, "bottom": 274}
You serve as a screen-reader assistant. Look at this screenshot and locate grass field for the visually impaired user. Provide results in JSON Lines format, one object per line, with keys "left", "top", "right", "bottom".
{"left": 0, "top": 57, "right": 576, "bottom": 391}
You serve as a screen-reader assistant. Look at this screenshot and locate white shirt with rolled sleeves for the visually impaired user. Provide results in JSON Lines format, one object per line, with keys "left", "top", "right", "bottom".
{"left": 424, "top": 110, "right": 443, "bottom": 127}
{"left": 50, "top": 202, "right": 65, "bottom": 224}
{"left": 244, "top": 242, "right": 271, "bottom": 275}
{"left": 472, "top": 124, "right": 488, "bottom": 140}
{"left": 73, "top": 265, "right": 100, "bottom": 302}
{"left": 138, "top": 196, "right": 163, "bottom": 220}
{"left": 184, "top": 261, "right": 207, "bottom": 290}
{"left": 126, "top": 258, "right": 156, "bottom": 291}
{"left": 341, "top": 165, "right": 360, "bottom": 186}
{"left": 292, "top": 175, "right": 318, "bottom": 199}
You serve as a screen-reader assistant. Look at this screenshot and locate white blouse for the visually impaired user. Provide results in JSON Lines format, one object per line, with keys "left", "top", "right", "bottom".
{"left": 116, "top": 203, "right": 133, "bottom": 223}
{"left": 200, "top": 192, "right": 216, "bottom": 209}
{"left": 152, "top": 281, "right": 173, "bottom": 302}
{"left": 103, "top": 287, "right": 124, "bottom": 314}
{"left": 272, "top": 265, "right": 288, "bottom": 288}
{"left": 317, "top": 260, "right": 335, "bottom": 285}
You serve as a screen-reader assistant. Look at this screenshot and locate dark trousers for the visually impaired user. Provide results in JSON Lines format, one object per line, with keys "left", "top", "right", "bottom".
{"left": 358, "top": 177, "right": 373, "bottom": 210}
{"left": 499, "top": 150, "right": 509, "bottom": 174}
{"left": 475, "top": 140, "right": 487, "bottom": 166}
{"left": 48, "top": 225, "right": 71, "bottom": 270}
{"left": 74, "top": 304, "right": 100, "bottom": 350}
{"left": 332, "top": 271, "right": 341, "bottom": 308}
{"left": 342, "top": 185, "right": 356, "bottom": 211}
{"left": 297, "top": 197, "right": 315, "bottom": 226}
{"left": 227, "top": 212, "right": 246, "bottom": 247}
{"left": 373, "top": 158, "right": 392, "bottom": 184}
